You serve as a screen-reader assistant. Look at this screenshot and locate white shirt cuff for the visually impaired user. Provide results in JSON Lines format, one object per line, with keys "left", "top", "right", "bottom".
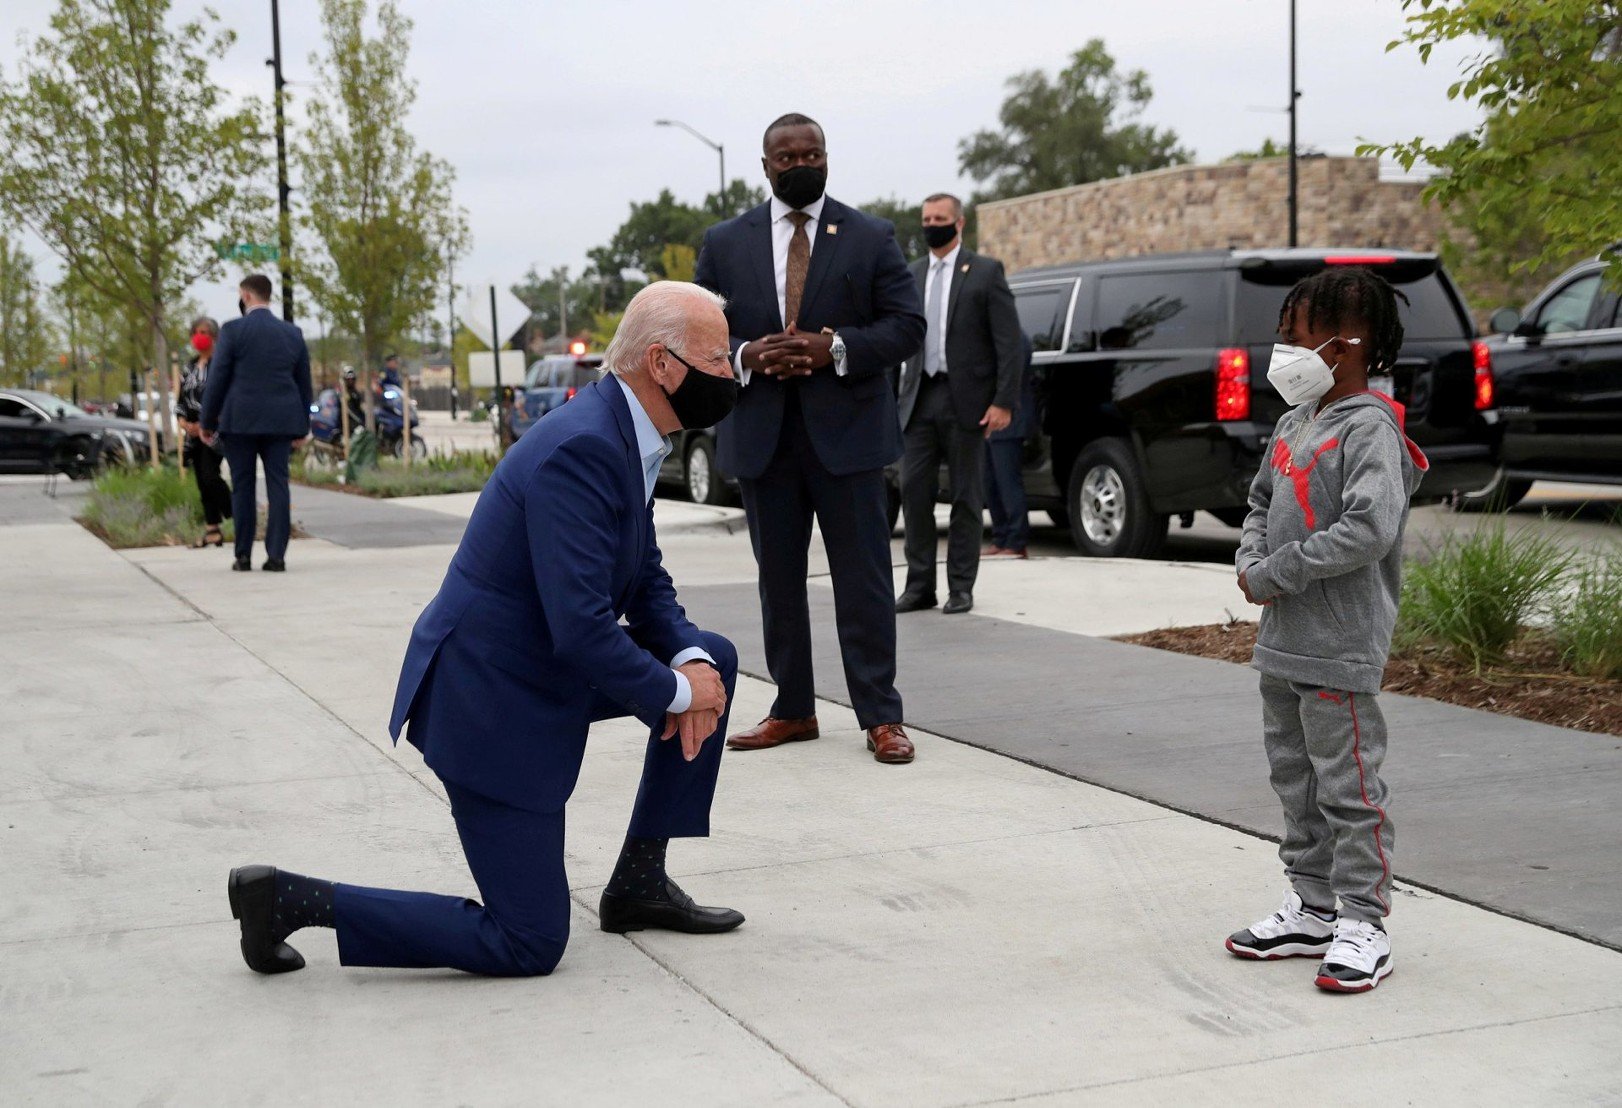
{"left": 735, "top": 344, "right": 752, "bottom": 387}
{"left": 665, "top": 646, "right": 717, "bottom": 713}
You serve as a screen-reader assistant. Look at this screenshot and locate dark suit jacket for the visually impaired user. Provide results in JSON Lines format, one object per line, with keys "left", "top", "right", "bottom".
{"left": 694, "top": 197, "right": 925, "bottom": 479}
{"left": 895, "top": 248, "right": 1024, "bottom": 431}
{"left": 200, "top": 308, "right": 313, "bottom": 437}
{"left": 387, "top": 378, "right": 704, "bottom": 812}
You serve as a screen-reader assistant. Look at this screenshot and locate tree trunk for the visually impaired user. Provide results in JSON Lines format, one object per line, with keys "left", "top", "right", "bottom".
{"left": 148, "top": 297, "right": 176, "bottom": 461}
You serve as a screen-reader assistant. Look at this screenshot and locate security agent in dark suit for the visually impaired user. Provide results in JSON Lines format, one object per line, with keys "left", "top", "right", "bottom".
{"left": 199, "top": 274, "right": 313, "bottom": 572}
{"left": 695, "top": 113, "right": 925, "bottom": 765}
{"left": 894, "top": 195, "right": 1024, "bottom": 614}
{"left": 226, "top": 283, "right": 747, "bottom": 977}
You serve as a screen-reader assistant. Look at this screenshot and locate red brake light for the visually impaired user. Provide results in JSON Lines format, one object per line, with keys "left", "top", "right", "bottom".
{"left": 565, "top": 387, "right": 577, "bottom": 401}
{"left": 569, "top": 341, "right": 587, "bottom": 356}
{"left": 1215, "top": 347, "right": 1250, "bottom": 422}
{"left": 1471, "top": 340, "right": 1494, "bottom": 410}
{"left": 1323, "top": 255, "right": 1397, "bottom": 265}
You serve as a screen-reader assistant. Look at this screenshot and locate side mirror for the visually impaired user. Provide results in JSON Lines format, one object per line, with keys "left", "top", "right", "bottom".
{"left": 1488, "top": 307, "right": 1523, "bottom": 335}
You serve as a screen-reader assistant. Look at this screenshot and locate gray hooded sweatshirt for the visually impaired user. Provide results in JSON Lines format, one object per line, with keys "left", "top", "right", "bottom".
{"left": 1237, "top": 391, "right": 1429, "bottom": 693}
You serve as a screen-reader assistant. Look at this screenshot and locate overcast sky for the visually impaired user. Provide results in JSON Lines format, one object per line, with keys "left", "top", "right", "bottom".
{"left": 2, "top": 0, "right": 1484, "bottom": 326}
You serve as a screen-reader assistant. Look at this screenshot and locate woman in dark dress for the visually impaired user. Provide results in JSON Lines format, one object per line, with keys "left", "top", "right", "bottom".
{"left": 174, "top": 316, "right": 232, "bottom": 547}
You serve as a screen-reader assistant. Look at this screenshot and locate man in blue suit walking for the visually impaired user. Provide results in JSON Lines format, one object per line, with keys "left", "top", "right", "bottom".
{"left": 200, "top": 274, "right": 313, "bottom": 572}
{"left": 226, "top": 283, "right": 746, "bottom": 977}
{"left": 695, "top": 114, "right": 925, "bottom": 765}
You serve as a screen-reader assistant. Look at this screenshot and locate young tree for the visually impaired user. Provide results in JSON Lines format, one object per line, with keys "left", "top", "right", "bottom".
{"left": 297, "top": 0, "right": 470, "bottom": 429}
{"left": 958, "top": 40, "right": 1191, "bottom": 204}
{"left": 1366, "top": 1, "right": 1622, "bottom": 287}
{"left": 0, "top": 0, "right": 264, "bottom": 452}
{"left": 0, "top": 229, "right": 56, "bottom": 388}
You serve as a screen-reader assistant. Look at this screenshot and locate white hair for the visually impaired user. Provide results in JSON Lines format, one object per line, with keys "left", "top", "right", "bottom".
{"left": 603, "top": 281, "right": 727, "bottom": 377}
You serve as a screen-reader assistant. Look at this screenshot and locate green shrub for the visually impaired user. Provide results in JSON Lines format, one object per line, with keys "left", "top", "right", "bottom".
{"left": 1398, "top": 522, "right": 1573, "bottom": 672}
{"left": 1550, "top": 549, "right": 1622, "bottom": 679}
{"left": 293, "top": 447, "right": 496, "bottom": 498}
{"left": 468, "top": 405, "right": 489, "bottom": 423}
{"left": 79, "top": 463, "right": 232, "bottom": 548}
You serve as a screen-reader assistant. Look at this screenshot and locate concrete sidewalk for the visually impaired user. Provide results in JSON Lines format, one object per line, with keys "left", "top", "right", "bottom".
{"left": 4, "top": 482, "right": 1620, "bottom": 1104}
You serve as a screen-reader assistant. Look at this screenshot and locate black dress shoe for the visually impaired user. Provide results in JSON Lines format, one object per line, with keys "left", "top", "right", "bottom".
{"left": 232, "top": 557, "right": 252, "bottom": 572}
{"left": 228, "top": 865, "right": 305, "bottom": 974}
{"left": 262, "top": 558, "right": 286, "bottom": 572}
{"left": 942, "top": 592, "right": 974, "bottom": 614}
{"left": 599, "top": 879, "right": 744, "bottom": 935}
{"left": 895, "top": 591, "right": 938, "bottom": 614}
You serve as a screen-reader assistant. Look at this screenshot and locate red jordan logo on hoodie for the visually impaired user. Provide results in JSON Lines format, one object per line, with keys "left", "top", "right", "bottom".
{"left": 1271, "top": 436, "right": 1340, "bottom": 531}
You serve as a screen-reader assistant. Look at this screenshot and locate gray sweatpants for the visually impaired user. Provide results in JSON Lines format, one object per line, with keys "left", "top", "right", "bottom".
{"left": 1260, "top": 674, "right": 1395, "bottom": 923}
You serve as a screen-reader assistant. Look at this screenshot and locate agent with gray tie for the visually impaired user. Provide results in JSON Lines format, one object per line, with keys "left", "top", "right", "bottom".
{"left": 895, "top": 194, "right": 1024, "bottom": 615}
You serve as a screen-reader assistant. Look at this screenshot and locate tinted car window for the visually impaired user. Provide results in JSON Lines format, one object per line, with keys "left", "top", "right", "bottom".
{"left": 1236, "top": 269, "right": 1467, "bottom": 345}
{"left": 1095, "top": 272, "right": 1221, "bottom": 350}
{"left": 0, "top": 398, "right": 27, "bottom": 418}
{"left": 1535, "top": 273, "right": 1601, "bottom": 334}
{"left": 1012, "top": 284, "right": 1068, "bottom": 352}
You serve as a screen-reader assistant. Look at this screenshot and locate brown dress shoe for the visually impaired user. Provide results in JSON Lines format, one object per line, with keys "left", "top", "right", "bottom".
{"left": 866, "top": 723, "right": 915, "bottom": 764}
{"left": 726, "top": 716, "right": 820, "bottom": 751}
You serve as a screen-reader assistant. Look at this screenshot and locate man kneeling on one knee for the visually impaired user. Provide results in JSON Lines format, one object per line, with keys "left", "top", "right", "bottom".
{"left": 227, "top": 281, "right": 746, "bottom": 977}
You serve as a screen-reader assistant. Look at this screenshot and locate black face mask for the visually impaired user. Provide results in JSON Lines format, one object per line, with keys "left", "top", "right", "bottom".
{"left": 772, "top": 165, "right": 827, "bottom": 210}
{"left": 923, "top": 223, "right": 959, "bottom": 250}
{"left": 237, "top": 298, "right": 247, "bottom": 316}
{"left": 662, "top": 348, "right": 740, "bottom": 429}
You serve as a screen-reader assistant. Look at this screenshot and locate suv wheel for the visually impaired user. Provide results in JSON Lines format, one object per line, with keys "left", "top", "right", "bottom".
{"left": 1449, "top": 468, "right": 1532, "bottom": 513}
{"left": 1066, "top": 439, "right": 1168, "bottom": 558}
{"left": 685, "top": 436, "right": 727, "bottom": 505}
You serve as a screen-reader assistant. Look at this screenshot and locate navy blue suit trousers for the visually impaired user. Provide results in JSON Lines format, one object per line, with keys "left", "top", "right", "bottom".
{"left": 222, "top": 434, "right": 292, "bottom": 562}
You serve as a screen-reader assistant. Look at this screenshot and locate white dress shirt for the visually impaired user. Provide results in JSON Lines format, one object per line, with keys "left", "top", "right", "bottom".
{"left": 923, "top": 242, "right": 962, "bottom": 376}
{"left": 736, "top": 194, "right": 846, "bottom": 384}
{"left": 614, "top": 374, "right": 714, "bottom": 712}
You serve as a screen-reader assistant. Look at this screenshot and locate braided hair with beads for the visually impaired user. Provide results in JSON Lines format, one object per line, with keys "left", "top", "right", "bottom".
{"left": 1278, "top": 266, "right": 1410, "bottom": 372}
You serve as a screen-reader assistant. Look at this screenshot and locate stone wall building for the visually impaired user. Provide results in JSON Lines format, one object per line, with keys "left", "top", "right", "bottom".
{"left": 977, "top": 156, "right": 1448, "bottom": 275}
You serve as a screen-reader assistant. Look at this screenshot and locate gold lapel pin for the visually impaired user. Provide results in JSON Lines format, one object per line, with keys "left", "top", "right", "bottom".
{"left": 960, "top": 263, "right": 970, "bottom": 273}
{"left": 826, "top": 224, "right": 838, "bottom": 235}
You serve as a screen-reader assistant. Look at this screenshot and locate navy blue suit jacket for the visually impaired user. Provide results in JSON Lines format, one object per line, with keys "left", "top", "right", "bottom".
{"left": 388, "top": 378, "right": 705, "bottom": 812}
{"left": 695, "top": 197, "right": 925, "bottom": 479}
{"left": 200, "top": 308, "right": 313, "bottom": 437}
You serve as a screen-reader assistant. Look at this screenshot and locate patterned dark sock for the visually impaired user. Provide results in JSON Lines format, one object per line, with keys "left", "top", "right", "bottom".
{"left": 272, "top": 870, "right": 336, "bottom": 940}
{"left": 604, "top": 836, "right": 671, "bottom": 901}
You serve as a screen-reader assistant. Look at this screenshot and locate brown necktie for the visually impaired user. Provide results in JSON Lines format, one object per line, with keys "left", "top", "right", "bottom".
{"left": 783, "top": 211, "right": 812, "bottom": 327}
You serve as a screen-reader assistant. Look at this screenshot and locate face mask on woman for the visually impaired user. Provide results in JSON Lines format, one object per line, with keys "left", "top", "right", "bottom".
{"left": 192, "top": 332, "right": 215, "bottom": 356}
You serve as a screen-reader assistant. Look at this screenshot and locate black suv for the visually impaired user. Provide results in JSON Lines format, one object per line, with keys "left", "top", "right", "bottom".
{"left": 1004, "top": 248, "right": 1499, "bottom": 556}
{"left": 1466, "top": 255, "right": 1622, "bottom": 509}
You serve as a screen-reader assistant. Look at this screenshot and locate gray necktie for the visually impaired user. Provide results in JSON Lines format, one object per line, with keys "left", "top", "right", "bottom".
{"left": 925, "top": 259, "right": 945, "bottom": 377}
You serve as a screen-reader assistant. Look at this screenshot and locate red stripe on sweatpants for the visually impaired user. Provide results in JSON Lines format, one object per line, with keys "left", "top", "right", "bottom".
{"left": 1347, "top": 692, "right": 1391, "bottom": 914}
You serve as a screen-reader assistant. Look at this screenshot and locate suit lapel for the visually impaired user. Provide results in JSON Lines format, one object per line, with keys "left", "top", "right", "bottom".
{"left": 946, "top": 248, "right": 974, "bottom": 332}
{"left": 746, "top": 204, "right": 782, "bottom": 331}
{"left": 796, "top": 198, "right": 847, "bottom": 326}
{"left": 597, "top": 379, "right": 650, "bottom": 600}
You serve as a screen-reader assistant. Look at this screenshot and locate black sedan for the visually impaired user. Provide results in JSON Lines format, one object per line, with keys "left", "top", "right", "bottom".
{"left": 0, "top": 389, "right": 156, "bottom": 478}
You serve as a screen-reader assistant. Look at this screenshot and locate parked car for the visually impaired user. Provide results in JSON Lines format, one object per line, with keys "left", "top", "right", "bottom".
{"left": 0, "top": 388, "right": 154, "bottom": 477}
{"left": 510, "top": 353, "right": 604, "bottom": 439}
{"left": 1461, "top": 254, "right": 1622, "bottom": 510}
{"left": 992, "top": 248, "right": 1499, "bottom": 556}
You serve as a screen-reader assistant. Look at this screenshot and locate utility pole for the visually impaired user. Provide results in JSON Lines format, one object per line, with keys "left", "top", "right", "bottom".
{"left": 269, "top": 0, "right": 295, "bottom": 321}
{"left": 489, "top": 284, "right": 509, "bottom": 452}
{"left": 1287, "top": 0, "right": 1299, "bottom": 249}
{"left": 655, "top": 119, "right": 726, "bottom": 213}
{"left": 556, "top": 265, "right": 569, "bottom": 348}
{"left": 447, "top": 255, "right": 458, "bottom": 419}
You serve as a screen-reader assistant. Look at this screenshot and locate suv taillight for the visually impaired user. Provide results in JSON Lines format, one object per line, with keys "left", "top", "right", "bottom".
{"left": 1471, "top": 341, "right": 1494, "bottom": 410}
{"left": 565, "top": 387, "right": 578, "bottom": 401}
{"left": 1215, "top": 348, "right": 1250, "bottom": 421}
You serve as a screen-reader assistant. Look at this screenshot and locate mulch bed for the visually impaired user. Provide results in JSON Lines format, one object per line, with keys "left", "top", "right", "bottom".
{"left": 1118, "top": 622, "right": 1622, "bottom": 738}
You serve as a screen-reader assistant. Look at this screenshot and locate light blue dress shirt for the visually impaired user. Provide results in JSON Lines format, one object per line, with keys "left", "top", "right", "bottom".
{"left": 614, "top": 373, "right": 714, "bottom": 713}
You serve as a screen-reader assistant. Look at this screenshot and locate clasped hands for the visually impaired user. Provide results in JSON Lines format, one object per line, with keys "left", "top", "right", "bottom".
{"left": 662, "top": 659, "right": 728, "bottom": 762}
{"left": 742, "top": 323, "right": 834, "bottom": 378}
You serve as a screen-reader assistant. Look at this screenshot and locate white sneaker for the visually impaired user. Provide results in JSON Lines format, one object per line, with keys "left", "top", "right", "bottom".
{"left": 1226, "top": 890, "right": 1336, "bottom": 959}
{"left": 1315, "top": 917, "right": 1393, "bottom": 992}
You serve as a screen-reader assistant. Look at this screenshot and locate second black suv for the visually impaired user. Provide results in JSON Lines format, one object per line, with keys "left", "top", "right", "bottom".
{"left": 1004, "top": 248, "right": 1499, "bottom": 556}
{"left": 1466, "top": 254, "right": 1622, "bottom": 509}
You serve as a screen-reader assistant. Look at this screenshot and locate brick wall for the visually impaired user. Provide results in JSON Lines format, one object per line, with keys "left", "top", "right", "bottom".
{"left": 976, "top": 156, "right": 1446, "bottom": 275}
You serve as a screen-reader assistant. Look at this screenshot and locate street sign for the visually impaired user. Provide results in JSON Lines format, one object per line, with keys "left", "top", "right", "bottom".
{"left": 468, "top": 350, "right": 527, "bottom": 388}
{"left": 215, "top": 242, "right": 281, "bottom": 262}
{"left": 462, "top": 283, "right": 532, "bottom": 349}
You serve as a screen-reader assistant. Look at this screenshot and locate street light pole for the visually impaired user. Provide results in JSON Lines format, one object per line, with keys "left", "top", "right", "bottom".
{"left": 1288, "top": 0, "right": 1299, "bottom": 249}
{"left": 655, "top": 119, "right": 726, "bottom": 211}
{"left": 268, "top": 0, "right": 294, "bottom": 321}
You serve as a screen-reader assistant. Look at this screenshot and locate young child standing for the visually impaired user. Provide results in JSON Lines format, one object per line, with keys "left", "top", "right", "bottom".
{"left": 1227, "top": 266, "right": 1428, "bottom": 993}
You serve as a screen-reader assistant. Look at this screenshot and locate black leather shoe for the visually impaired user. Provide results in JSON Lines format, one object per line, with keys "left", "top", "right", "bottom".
{"left": 228, "top": 865, "right": 305, "bottom": 974}
{"left": 232, "top": 557, "right": 252, "bottom": 572}
{"left": 895, "top": 591, "right": 938, "bottom": 613}
{"left": 943, "top": 592, "right": 974, "bottom": 614}
{"left": 599, "top": 879, "right": 744, "bottom": 935}
{"left": 262, "top": 558, "right": 286, "bottom": 572}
